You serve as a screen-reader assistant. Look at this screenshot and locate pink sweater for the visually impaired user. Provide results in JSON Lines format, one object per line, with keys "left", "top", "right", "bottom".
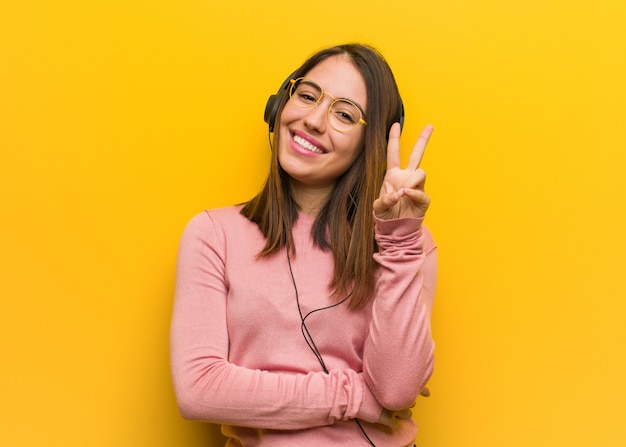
{"left": 170, "top": 206, "right": 437, "bottom": 446}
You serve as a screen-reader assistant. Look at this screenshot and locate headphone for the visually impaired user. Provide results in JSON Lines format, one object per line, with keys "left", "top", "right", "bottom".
{"left": 264, "top": 72, "right": 405, "bottom": 134}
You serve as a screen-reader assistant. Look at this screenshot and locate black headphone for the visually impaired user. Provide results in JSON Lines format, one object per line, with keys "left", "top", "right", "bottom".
{"left": 264, "top": 72, "right": 295, "bottom": 133}
{"left": 264, "top": 72, "right": 405, "bottom": 134}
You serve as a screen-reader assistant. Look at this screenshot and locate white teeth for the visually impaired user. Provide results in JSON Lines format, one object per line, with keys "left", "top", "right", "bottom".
{"left": 293, "top": 134, "right": 324, "bottom": 154}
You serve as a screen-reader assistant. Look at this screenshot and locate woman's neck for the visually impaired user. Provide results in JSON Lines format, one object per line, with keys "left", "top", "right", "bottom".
{"left": 290, "top": 182, "right": 333, "bottom": 217}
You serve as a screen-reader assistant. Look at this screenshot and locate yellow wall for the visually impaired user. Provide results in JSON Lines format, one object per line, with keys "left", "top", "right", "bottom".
{"left": 2, "top": 0, "right": 625, "bottom": 445}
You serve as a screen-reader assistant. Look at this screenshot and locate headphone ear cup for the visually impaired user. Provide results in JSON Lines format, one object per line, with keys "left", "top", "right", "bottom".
{"left": 264, "top": 71, "right": 297, "bottom": 133}
{"left": 264, "top": 94, "right": 279, "bottom": 132}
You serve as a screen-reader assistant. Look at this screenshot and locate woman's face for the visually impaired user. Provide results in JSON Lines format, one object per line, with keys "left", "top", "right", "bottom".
{"left": 277, "top": 55, "right": 367, "bottom": 191}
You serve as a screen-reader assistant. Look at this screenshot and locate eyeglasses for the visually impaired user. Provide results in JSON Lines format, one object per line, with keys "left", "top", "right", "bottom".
{"left": 288, "top": 77, "right": 367, "bottom": 132}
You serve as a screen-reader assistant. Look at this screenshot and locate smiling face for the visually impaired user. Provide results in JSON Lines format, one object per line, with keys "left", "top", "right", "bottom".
{"left": 277, "top": 55, "right": 367, "bottom": 195}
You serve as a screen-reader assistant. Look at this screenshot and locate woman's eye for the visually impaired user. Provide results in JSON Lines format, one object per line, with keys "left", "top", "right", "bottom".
{"left": 298, "top": 92, "right": 318, "bottom": 104}
{"left": 332, "top": 104, "right": 358, "bottom": 124}
{"left": 337, "top": 111, "right": 356, "bottom": 124}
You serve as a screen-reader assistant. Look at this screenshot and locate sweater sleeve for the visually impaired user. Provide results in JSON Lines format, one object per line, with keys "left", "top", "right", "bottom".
{"left": 362, "top": 215, "right": 437, "bottom": 411}
{"left": 169, "top": 211, "right": 382, "bottom": 430}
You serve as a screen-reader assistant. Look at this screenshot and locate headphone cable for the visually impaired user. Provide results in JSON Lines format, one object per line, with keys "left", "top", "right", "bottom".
{"left": 285, "top": 242, "right": 377, "bottom": 447}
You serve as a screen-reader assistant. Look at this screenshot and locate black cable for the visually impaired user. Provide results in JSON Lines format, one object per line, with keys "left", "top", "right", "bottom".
{"left": 285, "top": 241, "right": 332, "bottom": 372}
{"left": 285, "top": 242, "right": 377, "bottom": 447}
{"left": 354, "top": 418, "right": 377, "bottom": 447}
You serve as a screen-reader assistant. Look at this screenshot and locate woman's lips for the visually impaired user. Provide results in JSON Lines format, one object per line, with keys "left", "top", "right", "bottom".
{"left": 291, "top": 131, "right": 327, "bottom": 155}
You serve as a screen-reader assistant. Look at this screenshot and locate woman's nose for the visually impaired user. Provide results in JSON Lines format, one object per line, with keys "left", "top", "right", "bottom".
{"left": 303, "top": 99, "right": 329, "bottom": 133}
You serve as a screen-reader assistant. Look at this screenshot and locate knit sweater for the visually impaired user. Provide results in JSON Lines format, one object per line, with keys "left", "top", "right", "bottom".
{"left": 170, "top": 206, "right": 437, "bottom": 446}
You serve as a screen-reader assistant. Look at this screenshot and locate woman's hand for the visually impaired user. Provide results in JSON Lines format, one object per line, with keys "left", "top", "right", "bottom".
{"left": 377, "top": 406, "right": 414, "bottom": 430}
{"left": 373, "top": 123, "right": 434, "bottom": 220}
{"left": 376, "top": 387, "right": 430, "bottom": 429}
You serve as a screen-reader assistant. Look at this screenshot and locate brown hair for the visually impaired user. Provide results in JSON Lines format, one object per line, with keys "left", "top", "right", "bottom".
{"left": 241, "top": 43, "right": 404, "bottom": 309}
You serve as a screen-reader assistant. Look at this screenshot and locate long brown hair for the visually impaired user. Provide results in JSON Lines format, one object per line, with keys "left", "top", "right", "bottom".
{"left": 241, "top": 44, "right": 404, "bottom": 309}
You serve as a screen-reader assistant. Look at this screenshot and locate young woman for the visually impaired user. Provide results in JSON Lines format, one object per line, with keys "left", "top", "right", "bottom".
{"left": 170, "top": 43, "right": 437, "bottom": 446}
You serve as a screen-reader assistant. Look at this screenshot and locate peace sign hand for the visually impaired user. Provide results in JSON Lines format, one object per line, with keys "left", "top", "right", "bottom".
{"left": 373, "top": 123, "right": 434, "bottom": 220}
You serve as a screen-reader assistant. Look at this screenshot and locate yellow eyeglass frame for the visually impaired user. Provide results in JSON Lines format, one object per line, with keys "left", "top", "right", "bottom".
{"left": 288, "top": 78, "right": 367, "bottom": 132}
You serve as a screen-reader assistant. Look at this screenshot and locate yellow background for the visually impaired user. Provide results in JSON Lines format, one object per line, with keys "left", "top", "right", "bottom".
{"left": 2, "top": 0, "right": 625, "bottom": 445}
